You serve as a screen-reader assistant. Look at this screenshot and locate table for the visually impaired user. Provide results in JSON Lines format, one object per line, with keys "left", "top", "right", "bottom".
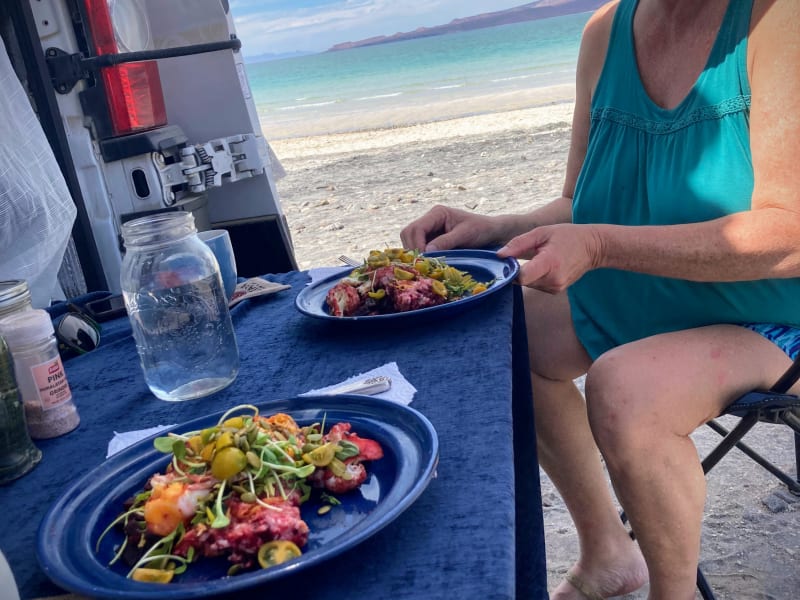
{"left": 0, "top": 270, "right": 548, "bottom": 600}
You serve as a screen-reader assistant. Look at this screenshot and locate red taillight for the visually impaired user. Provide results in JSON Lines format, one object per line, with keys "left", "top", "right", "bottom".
{"left": 101, "top": 63, "right": 166, "bottom": 135}
{"left": 83, "top": 0, "right": 166, "bottom": 136}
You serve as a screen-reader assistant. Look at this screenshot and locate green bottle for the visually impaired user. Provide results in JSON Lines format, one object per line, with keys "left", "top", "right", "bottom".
{"left": 0, "top": 335, "right": 41, "bottom": 484}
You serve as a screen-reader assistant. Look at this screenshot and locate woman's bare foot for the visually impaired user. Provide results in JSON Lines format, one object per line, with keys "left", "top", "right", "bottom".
{"left": 551, "top": 540, "right": 648, "bottom": 599}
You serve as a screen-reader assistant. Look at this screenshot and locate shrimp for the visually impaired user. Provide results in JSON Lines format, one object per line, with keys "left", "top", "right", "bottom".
{"left": 143, "top": 473, "right": 215, "bottom": 536}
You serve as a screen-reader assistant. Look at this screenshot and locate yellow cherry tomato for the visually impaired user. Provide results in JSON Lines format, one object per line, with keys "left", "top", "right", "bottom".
{"left": 302, "top": 442, "right": 337, "bottom": 467}
{"left": 431, "top": 280, "right": 447, "bottom": 297}
{"left": 200, "top": 441, "right": 216, "bottom": 462}
{"left": 414, "top": 259, "right": 431, "bottom": 276}
{"left": 472, "top": 283, "right": 488, "bottom": 294}
{"left": 211, "top": 446, "right": 247, "bottom": 480}
{"left": 222, "top": 416, "right": 245, "bottom": 430}
{"left": 367, "top": 253, "right": 390, "bottom": 268}
{"left": 393, "top": 267, "right": 415, "bottom": 280}
{"left": 215, "top": 431, "right": 234, "bottom": 450}
{"left": 257, "top": 540, "right": 302, "bottom": 568}
{"left": 131, "top": 568, "right": 174, "bottom": 583}
{"left": 187, "top": 435, "right": 204, "bottom": 455}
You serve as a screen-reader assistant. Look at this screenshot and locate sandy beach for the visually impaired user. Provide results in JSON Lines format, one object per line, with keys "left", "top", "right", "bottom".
{"left": 268, "top": 100, "right": 799, "bottom": 599}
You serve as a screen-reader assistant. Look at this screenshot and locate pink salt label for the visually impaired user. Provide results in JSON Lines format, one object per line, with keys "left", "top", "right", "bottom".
{"left": 30, "top": 358, "right": 72, "bottom": 408}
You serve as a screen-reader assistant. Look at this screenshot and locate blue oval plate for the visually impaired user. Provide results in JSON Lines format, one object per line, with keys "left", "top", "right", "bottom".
{"left": 36, "top": 395, "right": 439, "bottom": 599}
{"left": 295, "top": 249, "right": 519, "bottom": 322}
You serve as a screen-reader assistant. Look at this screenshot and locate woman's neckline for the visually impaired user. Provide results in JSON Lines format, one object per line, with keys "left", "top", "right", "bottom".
{"left": 630, "top": 0, "right": 734, "bottom": 113}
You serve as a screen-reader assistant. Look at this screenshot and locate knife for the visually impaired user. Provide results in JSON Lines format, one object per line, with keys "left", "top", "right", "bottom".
{"left": 323, "top": 375, "right": 392, "bottom": 396}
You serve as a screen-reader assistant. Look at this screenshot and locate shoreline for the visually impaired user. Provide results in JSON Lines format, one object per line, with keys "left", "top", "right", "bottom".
{"left": 261, "top": 83, "right": 576, "bottom": 141}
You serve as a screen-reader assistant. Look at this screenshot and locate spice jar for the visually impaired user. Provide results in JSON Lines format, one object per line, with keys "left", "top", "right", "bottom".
{"left": 0, "top": 335, "right": 42, "bottom": 484}
{"left": 0, "top": 309, "right": 80, "bottom": 439}
{"left": 0, "top": 280, "right": 33, "bottom": 320}
{"left": 120, "top": 211, "right": 239, "bottom": 401}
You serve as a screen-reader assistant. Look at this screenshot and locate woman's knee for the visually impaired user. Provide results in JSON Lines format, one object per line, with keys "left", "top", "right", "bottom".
{"left": 584, "top": 348, "right": 657, "bottom": 456}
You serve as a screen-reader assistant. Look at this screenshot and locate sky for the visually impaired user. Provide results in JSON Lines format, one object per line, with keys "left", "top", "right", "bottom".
{"left": 228, "top": 0, "right": 533, "bottom": 57}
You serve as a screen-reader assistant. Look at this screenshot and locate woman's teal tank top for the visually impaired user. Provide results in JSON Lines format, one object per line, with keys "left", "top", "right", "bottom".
{"left": 568, "top": 0, "right": 800, "bottom": 359}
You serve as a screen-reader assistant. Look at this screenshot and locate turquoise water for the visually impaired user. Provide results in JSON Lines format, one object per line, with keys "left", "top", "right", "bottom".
{"left": 246, "top": 12, "right": 590, "bottom": 137}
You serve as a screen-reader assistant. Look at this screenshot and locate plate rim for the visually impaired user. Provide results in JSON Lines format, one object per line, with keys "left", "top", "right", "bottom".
{"left": 36, "top": 395, "right": 439, "bottom": 599}
{"left": 295, "top": 249, "right": 519, "bottom": 322}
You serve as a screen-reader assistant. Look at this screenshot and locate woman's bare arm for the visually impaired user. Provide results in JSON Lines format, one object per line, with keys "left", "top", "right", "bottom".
{"left": 501, "top": 0, "right": 800, "bottom": 291}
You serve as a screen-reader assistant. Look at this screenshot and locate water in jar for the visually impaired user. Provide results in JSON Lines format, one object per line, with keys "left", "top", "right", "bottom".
{"left": 123, "top": 274, "right": 239, "bottom": 401}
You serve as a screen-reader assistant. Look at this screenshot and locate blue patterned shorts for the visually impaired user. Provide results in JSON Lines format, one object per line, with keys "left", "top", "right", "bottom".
{"left": 740, "top": 323, "right": 800, "bottom": 361}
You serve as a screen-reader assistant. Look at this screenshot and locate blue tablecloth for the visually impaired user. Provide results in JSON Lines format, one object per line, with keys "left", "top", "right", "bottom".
{"left": 0, "top": 271, "right": 548, "bottom": 600}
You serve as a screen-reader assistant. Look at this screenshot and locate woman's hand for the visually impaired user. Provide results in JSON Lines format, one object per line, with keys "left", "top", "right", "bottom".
{"left": 399, "top": 204, "right": 505, "bottom": 252}
{"left": 498, "top": 224, "right": 602, "bottom": 293}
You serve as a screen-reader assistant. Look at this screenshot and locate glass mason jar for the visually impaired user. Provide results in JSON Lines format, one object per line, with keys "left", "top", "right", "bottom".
{"left": 0, "top": 335, "right": 42, "bottom": 484}
{"left": 120, "top": 212, "right": 239, "bottom": 401}
{"left": 0, "top": 280, "right": 33, "bottom": 320}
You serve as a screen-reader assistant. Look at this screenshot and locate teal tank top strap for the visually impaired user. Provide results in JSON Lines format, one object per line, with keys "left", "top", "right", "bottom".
{"left": 699, "top": 0, "right": 752, "bottom": 106}
{"left": 711, "top": 0, "right": 753, "bottom": 100}
{"left": 590, "top": 0, "right": 638, "bottom": 114}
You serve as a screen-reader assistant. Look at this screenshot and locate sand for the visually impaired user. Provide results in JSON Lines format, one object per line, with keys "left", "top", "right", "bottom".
{"left": 268, "top": 100, "right": 799, "bottom": 599}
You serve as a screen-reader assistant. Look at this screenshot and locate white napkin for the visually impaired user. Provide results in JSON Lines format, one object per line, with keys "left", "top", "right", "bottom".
{"left": 106, "top": 423, "right": 176, "bottom": 458}
{"left": 300, "top": 361, "right": 417, "bottom": 405}
{"left": 229, "top": 277, "right": 291, "bottom": 307}
{"left": 106, "top": 362, "right": 416, "bottom": 457}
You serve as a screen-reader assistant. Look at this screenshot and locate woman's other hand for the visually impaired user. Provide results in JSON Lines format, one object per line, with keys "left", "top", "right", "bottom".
{"left": 498, "top": 223, "right": 602, "bottom": 293}
{"left": 399, "top": 204, "right": 504, "bottom": 252}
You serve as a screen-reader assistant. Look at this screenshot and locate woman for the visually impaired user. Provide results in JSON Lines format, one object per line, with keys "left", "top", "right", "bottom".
{"left": 400, "top": 1, "right": 800, "bottom": 598}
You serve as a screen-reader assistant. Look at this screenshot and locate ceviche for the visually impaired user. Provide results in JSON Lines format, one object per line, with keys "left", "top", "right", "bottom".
{"left": 97, "top": 404, "right": 383, "bottom": 583}
{"left": 326, "top": 248, "right": 494, "bottom": 317}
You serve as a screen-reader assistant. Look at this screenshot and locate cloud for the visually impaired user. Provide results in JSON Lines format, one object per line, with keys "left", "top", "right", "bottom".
{"left": 228, "top": 0, "right": 523, "bottom": 55}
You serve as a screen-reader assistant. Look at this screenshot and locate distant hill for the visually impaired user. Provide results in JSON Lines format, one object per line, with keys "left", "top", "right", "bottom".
{"left": 245, "top": 50, "right": 316, "bottom": 63}
{"left": 328, "top": 0, "right": 606, "bottom": 52}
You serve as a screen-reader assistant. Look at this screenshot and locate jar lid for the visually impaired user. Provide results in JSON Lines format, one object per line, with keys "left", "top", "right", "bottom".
{"left": 0, "top": 280, "right": 31, "bottom": 318}
{"left": 0, "top": 309, "right": 55, "bottom": 348}
{"left": 121, "top": 211, "right": 196, "bottom": 248}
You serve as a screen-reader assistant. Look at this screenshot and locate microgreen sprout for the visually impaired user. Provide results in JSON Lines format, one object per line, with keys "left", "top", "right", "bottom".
{"left": 211, "top": 480, "right": 230, "bottom": 529}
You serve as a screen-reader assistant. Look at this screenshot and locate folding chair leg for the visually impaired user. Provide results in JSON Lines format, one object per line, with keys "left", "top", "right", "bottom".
{"left": 702, "top": 413, "right": 759, "bottom": 474}
{"left": 795, "top": 430, "right": 800, "bottom": 493}
{"left": 697, "top": 567, "right": 717, "bottom": 600}
{"left": 705, "top": 418, "right": 800, "bottom": 493}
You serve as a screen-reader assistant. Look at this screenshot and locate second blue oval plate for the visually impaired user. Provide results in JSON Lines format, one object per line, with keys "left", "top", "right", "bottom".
{"left": 295, "top": 249, "right": 519, "bottom": 322}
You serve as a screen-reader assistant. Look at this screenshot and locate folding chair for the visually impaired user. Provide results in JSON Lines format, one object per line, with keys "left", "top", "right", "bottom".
{"left": 695, "top": 356, "right": 800, "bottom": 599}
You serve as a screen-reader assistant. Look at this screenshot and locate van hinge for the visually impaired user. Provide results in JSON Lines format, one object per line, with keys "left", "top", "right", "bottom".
{"left": 152, "top": 134, "right": 266, "bottom": 204}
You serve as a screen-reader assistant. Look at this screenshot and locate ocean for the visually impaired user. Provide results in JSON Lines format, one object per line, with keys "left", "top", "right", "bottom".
{"left": 245, "top": 11, "right": 590, "bottom": 139}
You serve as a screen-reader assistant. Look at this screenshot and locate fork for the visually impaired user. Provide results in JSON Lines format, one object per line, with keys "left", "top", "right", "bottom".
{"left": 338, "top": 255, "right": 361, "bottom": 268}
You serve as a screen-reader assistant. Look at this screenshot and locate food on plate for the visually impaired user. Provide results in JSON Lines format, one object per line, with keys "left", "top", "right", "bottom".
{"left": 96, "top": 405, "right": 383, "bottom": 583}
{"left": 326, "top": 248, "right": 493, "bottom": 317}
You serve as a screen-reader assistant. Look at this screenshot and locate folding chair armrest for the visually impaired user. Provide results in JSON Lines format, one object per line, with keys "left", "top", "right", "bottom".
{"left": 724, "top": 390, "right": 800, "bottom": 420}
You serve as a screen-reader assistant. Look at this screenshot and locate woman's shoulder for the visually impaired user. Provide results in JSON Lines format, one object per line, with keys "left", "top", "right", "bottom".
{"left": 749, "top": 0, "right": 798, "bottom": 57}
{"left": 577, "top": 1, "right": 620, "bottom": 97}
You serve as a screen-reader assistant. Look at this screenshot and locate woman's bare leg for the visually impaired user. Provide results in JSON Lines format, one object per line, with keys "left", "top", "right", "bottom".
{"left": 524, "top": 287, "right": 648, "bottom": 598}
{"left": 586, "top": 325, "right": 795, "bottom": 599}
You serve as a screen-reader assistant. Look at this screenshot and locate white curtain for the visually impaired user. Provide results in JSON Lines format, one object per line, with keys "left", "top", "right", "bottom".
{"left": 0, "top": 39, "right": 76, "bottom": 307}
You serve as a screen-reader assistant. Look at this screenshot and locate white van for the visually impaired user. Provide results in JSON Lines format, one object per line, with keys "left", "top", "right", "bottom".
{"left": 1, "top": 0, "right": 296, "bottom": 297}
